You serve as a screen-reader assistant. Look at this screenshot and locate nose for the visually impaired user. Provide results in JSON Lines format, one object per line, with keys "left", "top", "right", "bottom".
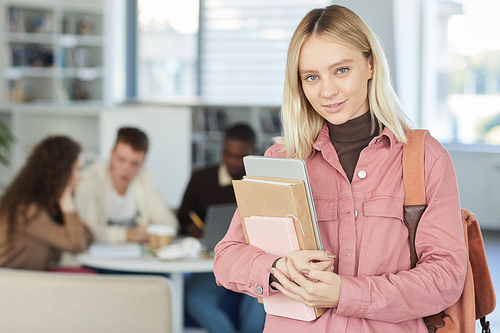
{"left": 321, "top": 77, "right": 338, "bottom": 99}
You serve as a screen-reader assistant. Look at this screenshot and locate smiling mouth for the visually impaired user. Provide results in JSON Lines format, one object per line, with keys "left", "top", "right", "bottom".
{"left": 324, "top": 101, "right": 345, "bottom": 108}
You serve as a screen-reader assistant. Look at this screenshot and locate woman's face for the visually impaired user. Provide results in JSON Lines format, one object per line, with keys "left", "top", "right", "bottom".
{"left": 68, "top": 157, "right": 82, "bottom": 192}
{"left": 298, "top": 36, "right": 373, "bottom": 125}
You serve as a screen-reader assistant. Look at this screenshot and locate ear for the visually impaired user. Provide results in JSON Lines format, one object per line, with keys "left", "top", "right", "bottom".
{"left": 368, "top": 55, "right": 374, "bottom": 80}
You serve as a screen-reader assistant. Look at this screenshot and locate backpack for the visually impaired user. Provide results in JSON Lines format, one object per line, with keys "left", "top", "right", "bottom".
{"left": 402, "top": 129, "right": 496, "bottom": 333}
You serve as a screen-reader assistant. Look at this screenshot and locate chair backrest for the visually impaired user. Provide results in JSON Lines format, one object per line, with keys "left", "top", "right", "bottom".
{"left": 0, "top": 268, "right": 174, "bottom": 333}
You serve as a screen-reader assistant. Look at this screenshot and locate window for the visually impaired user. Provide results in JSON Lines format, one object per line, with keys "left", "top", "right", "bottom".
{"left": 422, "top": 0, "right": 500, "bottom": 144}
{"left": 199, "top": 0, "right": 330, "bottom": 105}
{"left": 137, "top": 0, "right": 199, "bottom": 100}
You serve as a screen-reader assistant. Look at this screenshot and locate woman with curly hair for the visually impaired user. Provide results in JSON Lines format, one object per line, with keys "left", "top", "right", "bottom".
{"left": 0, "top": 135, "right": 93, "bottom": 270}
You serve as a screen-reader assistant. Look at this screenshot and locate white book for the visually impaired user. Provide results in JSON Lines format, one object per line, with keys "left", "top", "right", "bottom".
{"left": 88, "top": 244, "right": 142, "bottom": 259}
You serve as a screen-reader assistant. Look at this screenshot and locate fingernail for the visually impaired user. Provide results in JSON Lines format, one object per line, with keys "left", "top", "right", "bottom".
{"left": 328, "top": 254, "right": 336, "bottom": 259}
{"left": 268, "top": 268, "right": 274, "bottom": 275}
{"left": 285, "top": 256, "right": 288, "bottom": 263}
{"left": 271, "top": 282, "right": 278, "bottom": 288}
{"left": 302, "top": 269, "right": 310, "bottom": 275}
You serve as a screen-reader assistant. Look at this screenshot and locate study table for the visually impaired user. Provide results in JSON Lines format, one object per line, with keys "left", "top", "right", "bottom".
{"left": 76, "top": 253, "right": 214, "bottom": 333}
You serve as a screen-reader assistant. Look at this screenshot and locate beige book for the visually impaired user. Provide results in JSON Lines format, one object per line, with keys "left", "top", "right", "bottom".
{"left": 232, "top": 176, "right": 326, "bottom": 318}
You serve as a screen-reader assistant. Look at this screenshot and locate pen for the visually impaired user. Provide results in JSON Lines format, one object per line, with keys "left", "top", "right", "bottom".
{"left": 188, "top": 210, "right": 205, "bottom": 230}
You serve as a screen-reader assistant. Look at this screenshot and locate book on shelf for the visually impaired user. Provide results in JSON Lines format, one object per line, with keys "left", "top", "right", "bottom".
{"left": 6, "top": 7, "right": 53, "bottom": 34}
{"left": 244, "top": 215, "right": 317, "bottom": 321}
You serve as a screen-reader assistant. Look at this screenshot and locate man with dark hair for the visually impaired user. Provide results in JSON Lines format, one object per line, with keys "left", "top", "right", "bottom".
{"left": 178, "top": 123, "right": 257, "bottom": 237}
{"left": 75, "top": 127, "right": 178, "bottom": 244}
{"left": 178, "top": 123, "right": 265, "bottom": 333}
{"left": 115, "top": 127, "right": 149, "bottom": 152}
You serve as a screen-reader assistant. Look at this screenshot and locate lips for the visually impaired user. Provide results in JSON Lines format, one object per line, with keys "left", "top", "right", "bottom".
{"left": 322, "top": 100, "right": 346, "bottom": 112}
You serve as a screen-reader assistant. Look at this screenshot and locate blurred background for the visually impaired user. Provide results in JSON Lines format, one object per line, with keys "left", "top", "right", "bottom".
{"left": 0, "top": 0, "right": 498, "bottom": 329}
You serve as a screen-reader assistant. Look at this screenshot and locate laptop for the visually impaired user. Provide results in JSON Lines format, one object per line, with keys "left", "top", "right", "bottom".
{"left": 243, "top": 155, "right": 323, "bottom": 250}
{"left": 201, "top": 203, "right": 238, "bottom": 254}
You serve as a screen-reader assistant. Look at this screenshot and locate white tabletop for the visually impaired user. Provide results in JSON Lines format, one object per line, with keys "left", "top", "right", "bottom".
{"left": 76, "top": 253, "right": 214, "bottom": 274}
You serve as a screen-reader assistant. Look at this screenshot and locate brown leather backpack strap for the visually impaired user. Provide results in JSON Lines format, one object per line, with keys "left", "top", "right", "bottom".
{"left": 403, "top": 130, "right": 429, "bottom": 269}
{"left": 403, "top": 130, "right": 446, "bottom": 332}
{"left": 403, "top": 130, "right": 428, "bottom": 206}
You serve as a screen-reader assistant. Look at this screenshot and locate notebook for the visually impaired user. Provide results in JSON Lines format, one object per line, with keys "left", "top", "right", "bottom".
{"left": 88, "top": 243, "right": 142, "bottom": 259}
{"left": 243, "top": 155, "right": 323, "bottom": 250}
{"left": 201, "top": 203, "right": 237, "bottom": 254}
{"left": 244, "top": 215, "right": 317, "bottom": 321}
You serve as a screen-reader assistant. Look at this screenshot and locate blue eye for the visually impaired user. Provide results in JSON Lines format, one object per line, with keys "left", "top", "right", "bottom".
{"left": 305, "top": 75, "right": 318, "bottom": 82}
{"left": 337, "top": 67, "right": 348, "bottom": 74}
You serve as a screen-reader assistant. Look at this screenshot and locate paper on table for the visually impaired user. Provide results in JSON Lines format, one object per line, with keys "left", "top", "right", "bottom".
{"left": 88, "top": 244, "right": 142, "bottom": 259}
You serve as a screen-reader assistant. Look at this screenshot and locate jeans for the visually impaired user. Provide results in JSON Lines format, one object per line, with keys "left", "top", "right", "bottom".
{"left": 186, "top": 272, "right": 266, "bottom": 333}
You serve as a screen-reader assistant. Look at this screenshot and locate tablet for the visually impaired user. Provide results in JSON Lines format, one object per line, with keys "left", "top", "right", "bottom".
{"left": 243, "top": 155, "right": 323, "bottom": 250}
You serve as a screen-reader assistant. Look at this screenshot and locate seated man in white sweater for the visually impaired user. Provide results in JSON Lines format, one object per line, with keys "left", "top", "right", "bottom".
{"left": 75, "top": 127, "right": 178, "bottom": 244}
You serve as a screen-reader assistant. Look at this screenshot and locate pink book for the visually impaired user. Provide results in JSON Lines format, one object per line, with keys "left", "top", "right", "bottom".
{"left": 244, "top": 216, "right": 317, "bottom": 321}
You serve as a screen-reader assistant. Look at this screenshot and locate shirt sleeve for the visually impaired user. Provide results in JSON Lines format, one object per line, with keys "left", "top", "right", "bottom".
{"left": 177, "top": 172, "right": 198, "bottom": 234}
{"left": 214, "top": 209, "right": 281, "bottom": 298}
{"left": 336, "top": 141, "right": 467, "bottom": 322}
{"left": 74, "top": 171, "right": 125, "bottom": 244}
{"left": 142, "top": 172, "right": 179, "bottom": 230}
{"left": 22, "top": 208, "right": 94, "bottom": 253}
{"left": 213, "top": 147, "right": 282, "bottom": 298}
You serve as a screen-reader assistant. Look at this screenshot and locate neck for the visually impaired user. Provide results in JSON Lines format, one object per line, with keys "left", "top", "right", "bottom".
{"left": 111, "top": 176, "right": 129, "bottom": 196}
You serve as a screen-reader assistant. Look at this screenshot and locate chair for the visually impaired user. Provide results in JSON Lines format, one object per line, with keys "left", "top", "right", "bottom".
{"left": 0, "top": 267, "right": 174, "bottom": 333}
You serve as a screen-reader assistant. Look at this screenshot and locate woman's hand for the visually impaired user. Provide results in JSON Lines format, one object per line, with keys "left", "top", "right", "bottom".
{"left": 275, "top": 250, "right": 335, "bottom": 279}
{"left": 59, "top": 185, "right": 75, "bottom": 213}
{"left": 270, "top": 255, "right": 341, "bottom": 308}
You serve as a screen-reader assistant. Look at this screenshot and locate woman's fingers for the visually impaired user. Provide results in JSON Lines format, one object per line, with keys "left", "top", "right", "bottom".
{"left": 272, "top": 257, "right": 341, "bottom": 308}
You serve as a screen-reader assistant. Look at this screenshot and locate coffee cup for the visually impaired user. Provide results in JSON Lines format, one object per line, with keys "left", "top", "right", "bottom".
{"left": 147, "top": 224, "right": 176, "bottom": 249}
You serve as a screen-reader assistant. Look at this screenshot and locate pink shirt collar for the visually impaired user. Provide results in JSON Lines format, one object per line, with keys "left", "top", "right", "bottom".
{"left": 312, "top": 121, "right": 398, "bottom": 152}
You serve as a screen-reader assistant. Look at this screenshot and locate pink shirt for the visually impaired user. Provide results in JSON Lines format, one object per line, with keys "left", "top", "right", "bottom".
{"left": 214, "top": 123, "right": 467, "bottom": 332}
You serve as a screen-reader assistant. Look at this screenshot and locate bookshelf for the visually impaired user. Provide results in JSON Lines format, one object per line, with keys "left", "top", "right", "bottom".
{"left": 2, "top": 0, "right": 105, "bottom": 104}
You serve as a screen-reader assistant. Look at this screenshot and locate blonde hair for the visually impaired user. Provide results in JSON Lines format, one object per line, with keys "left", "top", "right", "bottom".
{"left": 276, "top": 5, "right": 413, "bottom": 159}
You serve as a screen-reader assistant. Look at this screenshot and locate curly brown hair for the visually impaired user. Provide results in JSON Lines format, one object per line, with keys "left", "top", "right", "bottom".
{"left": 0, "top": 136, "right": 81, "bottom": 240}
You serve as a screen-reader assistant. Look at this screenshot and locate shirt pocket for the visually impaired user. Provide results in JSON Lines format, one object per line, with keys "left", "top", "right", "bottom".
{"left": 313, "top": 196, "right": 339, "bottom": 257}
{"left": 313, "top": 197, "right": 338, "bottom": 222}
{"left": 364, "top": 195, "right": 404, "bottom": 222}
{"left": 363, "top": 196, "right": 409, "bottom": 274}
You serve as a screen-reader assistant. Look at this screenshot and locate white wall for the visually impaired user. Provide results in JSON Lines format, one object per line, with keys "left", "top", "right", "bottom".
{"left": 447, "top": 145, "right": 500, "bottom": 230}
{"left": 100, "top": 105, "right": 192, "bottom": 208}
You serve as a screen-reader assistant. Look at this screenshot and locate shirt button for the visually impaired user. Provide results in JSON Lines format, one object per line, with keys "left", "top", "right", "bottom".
{"left": 358, "top": 170, "right": 367, "bottom": 179}
{"left": 354, "top": 210, "right": 358, "bottom": 217}
{"left": 256, "top": 286, "right": 263, "bottom": 295}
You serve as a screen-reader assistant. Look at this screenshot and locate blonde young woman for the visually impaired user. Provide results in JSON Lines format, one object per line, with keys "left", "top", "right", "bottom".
{"left": 213, "top": 5, "right": 467, "bottom": 332}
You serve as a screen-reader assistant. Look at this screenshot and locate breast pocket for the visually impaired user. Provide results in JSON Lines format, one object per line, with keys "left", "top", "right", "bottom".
{"left": 312, "top": 197, "right": 339, "bottom": 262}
{"left": 364, "top": 196, "right": 404, "bottom": 220}
{"left": 362, "top": 196, "right": 409, "bottom": 274}
{"left": 313, "top": 197, "right": 338, "bottom": 222}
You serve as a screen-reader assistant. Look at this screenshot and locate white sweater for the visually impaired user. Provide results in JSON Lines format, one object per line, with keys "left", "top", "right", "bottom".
{"left": 74, "top": 160, "right": 178, "bottom": 244}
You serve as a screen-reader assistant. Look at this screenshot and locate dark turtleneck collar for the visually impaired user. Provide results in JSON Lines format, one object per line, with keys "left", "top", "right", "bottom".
{"left": 327, "top": 111, "right": 378, "bottom": 182}
{"left": 328, "top": 110, "right": 374, "bottom": 143}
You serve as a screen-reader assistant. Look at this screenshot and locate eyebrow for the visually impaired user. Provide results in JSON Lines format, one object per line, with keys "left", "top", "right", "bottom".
{"left": 299, "top": 58, "right": 354, "bottom": 75}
